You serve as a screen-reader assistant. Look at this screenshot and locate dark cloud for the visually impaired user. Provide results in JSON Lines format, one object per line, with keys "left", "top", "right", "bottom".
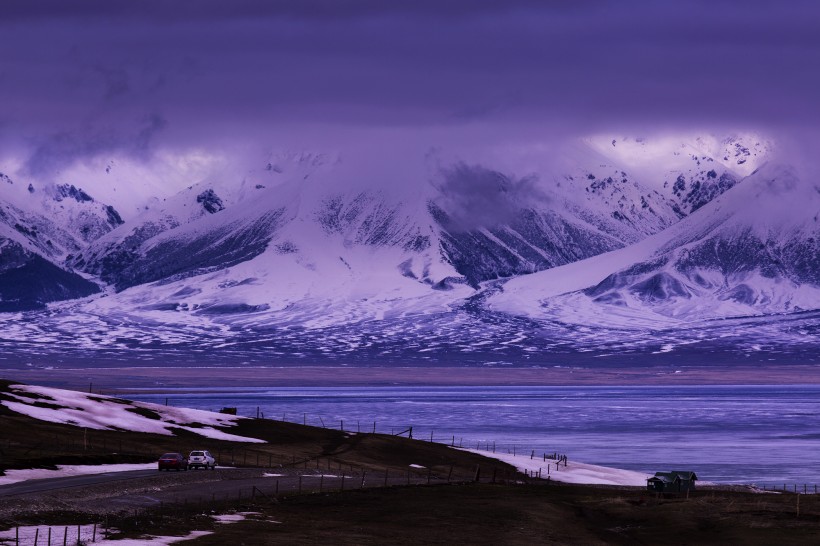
{"left": 24, "top": 115, "right": 167, "bottom": 177}
{"left": 92, "top": 65, "right": 131, "bottom": 101}
{"left": 1, "top": 0, "right": 819, "bottom": 172}
{"left": 433, "top": 163, "right": 548, "bottom": 231}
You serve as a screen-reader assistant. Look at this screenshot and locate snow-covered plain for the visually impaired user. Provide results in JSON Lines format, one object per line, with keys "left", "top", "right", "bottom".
{"left": 0, "top": 384, "right": 265, "bottom": 443}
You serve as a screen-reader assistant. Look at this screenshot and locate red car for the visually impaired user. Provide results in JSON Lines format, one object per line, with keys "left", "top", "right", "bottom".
{"left": 158, "top": 452, "right": 188, "bottom": 471}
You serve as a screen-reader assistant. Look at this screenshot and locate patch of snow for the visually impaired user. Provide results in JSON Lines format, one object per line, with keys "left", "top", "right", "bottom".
{"left": 0, "top": 384, "right": 265, "bottom": 443}
{"left": 0, "top": 463, "right": 155, "bottom": 486}
{"left": 212, "top": 512, "right": 260, "bottom": 525}
{"left": 461, "top": 449, "right": 651, "bottom": 486}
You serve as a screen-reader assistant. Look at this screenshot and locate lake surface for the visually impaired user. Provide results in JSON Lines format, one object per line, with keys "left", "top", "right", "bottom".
{"left": 123, "top": 385, "right": 820, "bottom": 486}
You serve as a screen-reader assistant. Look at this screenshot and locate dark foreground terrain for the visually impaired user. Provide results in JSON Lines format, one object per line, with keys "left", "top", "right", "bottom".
{"left": 6, "top": 480, "right": 820, "bottom": 545}
{"left": 2, "top": 379, "right": 820, "bottom": 544}
{"left": 183, "top": 484, "right": 820, "bottom": 546}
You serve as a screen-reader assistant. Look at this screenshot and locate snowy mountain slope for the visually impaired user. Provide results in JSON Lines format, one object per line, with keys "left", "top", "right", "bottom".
{"left": 431, "top": 201, "right": 624, "bottom": 286}
{"left": 0, "top": 177, "right": 125, "bottom": 260}
{"left": 69, "top": 152, "right": 645, "bottom": 301}
{"left": 77, "top": 182, "right": 470, "bottom": 327}
{"left": 583, "top": 132, "right": 772, "bottom": 216}
{"left": 489, "top": 163, "right": 820, "bottom": 326}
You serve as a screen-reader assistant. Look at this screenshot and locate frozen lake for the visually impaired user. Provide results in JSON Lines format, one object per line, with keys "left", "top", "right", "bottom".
{"left": 123, "top": 384, "right": 820, "bottom": 486}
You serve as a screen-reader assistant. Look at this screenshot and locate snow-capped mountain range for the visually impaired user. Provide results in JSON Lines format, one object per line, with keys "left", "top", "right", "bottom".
{"left": 1, "top": 132, "right": 817, "bottom": 364}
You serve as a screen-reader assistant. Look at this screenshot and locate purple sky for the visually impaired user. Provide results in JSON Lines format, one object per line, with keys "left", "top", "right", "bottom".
{"left": 2, "top": 0, "right": 819, "bottom": 174}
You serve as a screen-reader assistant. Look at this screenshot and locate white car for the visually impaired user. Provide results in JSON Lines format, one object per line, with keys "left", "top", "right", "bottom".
{"left": 188, "top": 450, "right": 216, "bottom": 470}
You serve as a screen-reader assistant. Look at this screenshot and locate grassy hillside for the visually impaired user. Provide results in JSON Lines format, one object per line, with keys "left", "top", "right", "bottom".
{"left": 0, "top": 379, "right": 508, "bottom": 482}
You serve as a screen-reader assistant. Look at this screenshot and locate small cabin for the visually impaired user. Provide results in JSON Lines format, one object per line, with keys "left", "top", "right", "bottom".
{"left": 647, "top": 471, "right": 698, "bottom": 493}
{"left": 219, "top": 407, "right": 237, "bottom": 415}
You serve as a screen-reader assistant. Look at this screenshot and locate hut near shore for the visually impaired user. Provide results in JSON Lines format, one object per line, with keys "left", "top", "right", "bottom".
{"left": 647, "top": 471, "right": 698, "bottom": 493}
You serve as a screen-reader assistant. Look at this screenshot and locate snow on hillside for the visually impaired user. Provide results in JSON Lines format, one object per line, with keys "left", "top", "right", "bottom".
{"left": 0, "top": 384, "right": 265, "bottom": 442}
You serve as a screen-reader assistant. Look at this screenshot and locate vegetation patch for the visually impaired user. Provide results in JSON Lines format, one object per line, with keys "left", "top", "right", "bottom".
{"left": 31, "top": 401, "right": 68, "bottom": 410}
{"left": 125, "top": 406, "right": 162, "bottom": 420}
{"left": 89, "top": 396, "right": 132, "bottom": 405}
{"left": 6, "top": 389, "right": 57, "bottom": 402}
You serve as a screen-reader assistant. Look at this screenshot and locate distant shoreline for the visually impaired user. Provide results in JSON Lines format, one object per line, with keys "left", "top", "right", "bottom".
{"left": 5, "top": 363, "right": 820, "bottom": 392}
